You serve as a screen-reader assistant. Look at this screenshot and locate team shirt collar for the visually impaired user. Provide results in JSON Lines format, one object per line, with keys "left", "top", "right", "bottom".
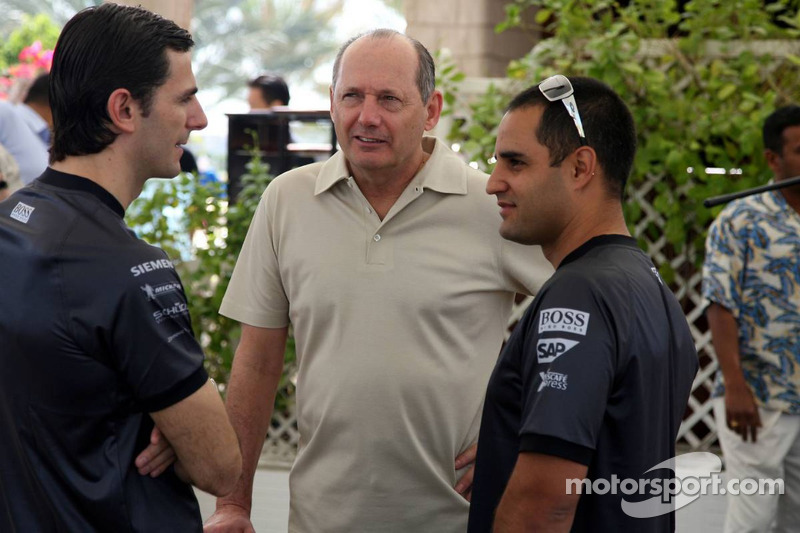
{"left": 37, "top": 167, "right": 125, "bottom": 218}
{"left": 559, "top": 234, "right": 639, "bottom": 269}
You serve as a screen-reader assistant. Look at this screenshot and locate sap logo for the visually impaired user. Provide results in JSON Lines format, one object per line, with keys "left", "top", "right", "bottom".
{"left": 538, "top": 308, "right": 590, "bottom": 335}
{"left": 153, "top": 302, "right": 188, "bottom": 323}
{"left": 538, "top": 371, "right": 568, "bottom": 392}
{"left": 130, "top": 259, "right": 174, "bottom": 277}
{"left": 537, "top": 338, "right": 580, "bottom": 363}
{"left": 10, "top": 202, "right": 35, "bottom": 224}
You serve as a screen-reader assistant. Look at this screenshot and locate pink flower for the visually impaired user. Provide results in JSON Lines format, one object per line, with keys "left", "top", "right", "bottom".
{"left": 18, "top": 41, "right": 43, "bottom": 62}
{"left": 36, "top": 50, "right": 54, "bottom": 70}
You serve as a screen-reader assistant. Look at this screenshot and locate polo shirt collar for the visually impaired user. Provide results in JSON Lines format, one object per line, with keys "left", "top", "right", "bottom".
{"left": 314, "top": 136, "right": 468, "bottom": 196}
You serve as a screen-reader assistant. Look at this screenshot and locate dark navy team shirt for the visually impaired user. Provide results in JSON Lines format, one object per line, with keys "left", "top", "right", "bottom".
{"left": 0, "top": 169, "right": 208, "bottom": 532}
{"left": 468, "top": 235, "right": 698, "bottom": 533}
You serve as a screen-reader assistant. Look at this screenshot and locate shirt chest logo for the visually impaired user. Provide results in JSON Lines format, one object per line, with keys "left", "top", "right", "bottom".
{"left": 538, "top": 307, "right": 590, "bottom": 335}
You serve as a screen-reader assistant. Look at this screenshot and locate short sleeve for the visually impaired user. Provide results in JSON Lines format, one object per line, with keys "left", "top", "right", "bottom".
{"left": 67, "top": 247, "right": 207, "bottom": 413}
{"left": 702, "top": 211, "right": 744, "bottom": 317}
{"left": 114, "top": 257, "right": 207, "bottom": 412}
{"left": 518, "top": 275, "right": 617, "bottom": 464}
{"left": 220, "top": 184, "right": 289, "bottom": 327}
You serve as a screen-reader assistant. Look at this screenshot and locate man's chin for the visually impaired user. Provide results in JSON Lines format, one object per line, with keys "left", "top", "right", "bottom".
{"left": 499, "top": 225, "right": 538, "bottom": 246}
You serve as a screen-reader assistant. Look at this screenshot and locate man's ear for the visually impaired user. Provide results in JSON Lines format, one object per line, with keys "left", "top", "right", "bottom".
{"left": 423, "top": 90, "right": 443, "bottom": 132}
{"left": 570, "top": 145, "right": 598, "bottom": 190}
{"left": 765, "top": 149, "right": 782, "bottom": 176}
{"left": 328, "top": 85, "right": 335, "bottom": 123}
{"left": 107, "top": 88, "right": 137, "bottom": 134}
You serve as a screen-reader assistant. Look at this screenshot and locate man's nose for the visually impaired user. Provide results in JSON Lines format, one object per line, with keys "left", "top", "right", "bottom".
{"left": 357, "top": 96, "right": 382, "bottom": 127}
{"left": 189, "top": 101, "right": 208, "bottom": 131}
{"left": 486, "top": 169, "right": 507, "bottom": 195}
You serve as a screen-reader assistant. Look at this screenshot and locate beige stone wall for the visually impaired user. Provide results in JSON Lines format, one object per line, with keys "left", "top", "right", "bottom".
{"left": 106, "top": 0, "right": 194, "bottom": 30}
{"left": 404, "top": 0, "right": 540, "bottom": 77}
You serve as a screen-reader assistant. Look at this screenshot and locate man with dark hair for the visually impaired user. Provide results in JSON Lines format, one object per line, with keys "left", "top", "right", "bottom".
{"left": 247, "top": 73, "right": 290, "bottom": 109}
{"left": 0, "top": 4, "right": 241, "bottom": 531}
{"left": 468, "top": 75, "right": 697, "bottom": 531}
{"left": 204, "top": 29, "right": 552, "bottom": 533}
{"left": 703, "top": 105, "right": 800, "bottom": 531}
{"left": 19, "top": 72, "right": 52, "bottom": 144}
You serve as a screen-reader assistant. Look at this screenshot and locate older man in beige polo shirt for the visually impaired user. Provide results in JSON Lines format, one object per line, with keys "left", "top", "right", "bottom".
{"left": 205, "top": 29, "right": 552, "bottom": 533}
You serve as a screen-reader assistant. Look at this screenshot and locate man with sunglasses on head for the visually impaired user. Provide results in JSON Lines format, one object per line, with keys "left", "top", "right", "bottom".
{"left": 468, "top": 76, "right": 698, "bottom": 532}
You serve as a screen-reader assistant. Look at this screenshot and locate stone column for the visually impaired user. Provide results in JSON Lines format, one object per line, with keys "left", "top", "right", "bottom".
{"left": 404, "top": 0, "right": 540, "bottom": 77}
{"left": 107, "top": 0, "right": 194, "bottom": 30}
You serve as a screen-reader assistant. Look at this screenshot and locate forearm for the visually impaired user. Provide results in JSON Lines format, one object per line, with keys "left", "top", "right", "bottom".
{"left": 217, "top": 326, "right": 287, "bottom": 512}
{"left": 494, "top": 494, "right": 575, "bottom": 533}
{"left": 150, "top": 380, "right": 242, "bottom": 496}
{"left": 706, "top": 303, "right": 746, "bottom": 387}
{"left": 493, "top": 453, "right": 583, "bottom": 533}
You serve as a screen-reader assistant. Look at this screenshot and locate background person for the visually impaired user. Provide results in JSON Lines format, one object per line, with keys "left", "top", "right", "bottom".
{"left": 0, "top": 4, "right": 241, "bottom": 531}
{"left": 468, "top": 75, "right": 698, "bottom": 532}
{"left": 0, "top": 99, "right": 48, "bottom": 184}
{"left": 0, "top": 141, "right": 22, "bottom": 200}
{"left": 703, "top": 105, "right": 800, "bottom": 532}
{"left": 204, "top": 29, "right": 552, "bottom": 533}
{"left": 247, "top": 73, "right": 290, "bottom": 110}
{"left": 19, "top": 72, "right": 53, "bottom": 145}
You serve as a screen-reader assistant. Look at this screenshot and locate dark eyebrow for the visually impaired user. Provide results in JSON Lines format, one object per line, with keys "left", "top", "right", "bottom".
{"left": 497, "top": 150, "right": 525, "bottom": 160}
{"left": 178, "top": 87, "right": 199, "bottom": 100}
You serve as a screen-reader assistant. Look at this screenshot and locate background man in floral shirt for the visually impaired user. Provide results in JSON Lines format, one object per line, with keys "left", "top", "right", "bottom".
{"left": 703, "top": 105, "right": 800, "bottom": 532}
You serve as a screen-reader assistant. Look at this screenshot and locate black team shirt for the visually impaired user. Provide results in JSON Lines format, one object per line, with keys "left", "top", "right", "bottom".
{"left": 468, "top": 235, "right": 698, "bottom": 532}
{"left": 0, "top": 169, "right": 208, "bottom": 532}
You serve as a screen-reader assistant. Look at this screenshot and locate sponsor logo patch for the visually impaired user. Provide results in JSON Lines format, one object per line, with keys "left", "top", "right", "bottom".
{"left": 140, "top": 282, "right": 182, "bottom": 301}
{"left": 651, "top": 267, "right": 664, "bottom": 285}
{"left": 538, "top": 371, "right": 568, "bottom": 392}
{"left": 537, "top": 338, "right": 580, "bottom": 363}
{"left": 538, "top": 307, "right": 590, "bottom": 335}
{"left": 153, "top": 302, "right": 189, "bottom": 324}
{"left": 10, "top": 202, "right": 34, "bottom": 223}
{"left": 130, "top": 258, "right": 174, "bottom": 277}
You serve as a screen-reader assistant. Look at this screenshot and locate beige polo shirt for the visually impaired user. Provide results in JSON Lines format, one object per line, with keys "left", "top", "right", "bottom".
{"left": 221, "top": 137, "right": 553, "bottom": 533}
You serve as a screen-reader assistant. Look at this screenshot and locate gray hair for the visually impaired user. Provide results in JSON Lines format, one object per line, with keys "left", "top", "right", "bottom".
{"left": 331, "top": 29, "right": 435, "bottom": 103}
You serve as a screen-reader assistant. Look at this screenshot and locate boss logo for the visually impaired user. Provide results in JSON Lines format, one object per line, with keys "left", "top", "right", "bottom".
{"left": 10, "top": 202, "right": 35, "bottom": 224}
{"left": 538, "top": 307, "right": 590, "bottom": 335}
{"left": 536, "top": 338, "right": 580, "bottom": 363}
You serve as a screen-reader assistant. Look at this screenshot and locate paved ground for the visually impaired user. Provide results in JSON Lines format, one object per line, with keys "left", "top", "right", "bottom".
{"left": 196, "top": 452, "right": 729, "bottom": 532}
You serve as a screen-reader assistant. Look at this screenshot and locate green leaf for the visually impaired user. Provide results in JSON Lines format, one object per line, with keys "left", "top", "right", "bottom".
{"left": 535, "top": 8, "right": 552, "bottom": 25}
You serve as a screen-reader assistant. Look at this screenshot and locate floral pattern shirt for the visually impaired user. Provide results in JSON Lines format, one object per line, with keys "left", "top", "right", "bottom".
{"left": 702, "top": 189, "right": 800, "bottom": 414}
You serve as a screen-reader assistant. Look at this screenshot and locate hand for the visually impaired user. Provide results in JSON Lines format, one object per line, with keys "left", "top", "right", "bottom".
{"left": 135, "top": 426, "right": 176, "bottom": 477}
{"left": 204, "top": 504, "right": 255, "bottom": 533}
{"left": 724, "top": 382, "right": 761, "bottom": 442}
{"left": 454, "top": 443, "right": 477, "bottom": 502}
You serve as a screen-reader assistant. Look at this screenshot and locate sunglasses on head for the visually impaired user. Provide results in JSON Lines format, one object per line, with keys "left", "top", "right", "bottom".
{"left": 538, "top": 74, "right": 587, "bottom": 146}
